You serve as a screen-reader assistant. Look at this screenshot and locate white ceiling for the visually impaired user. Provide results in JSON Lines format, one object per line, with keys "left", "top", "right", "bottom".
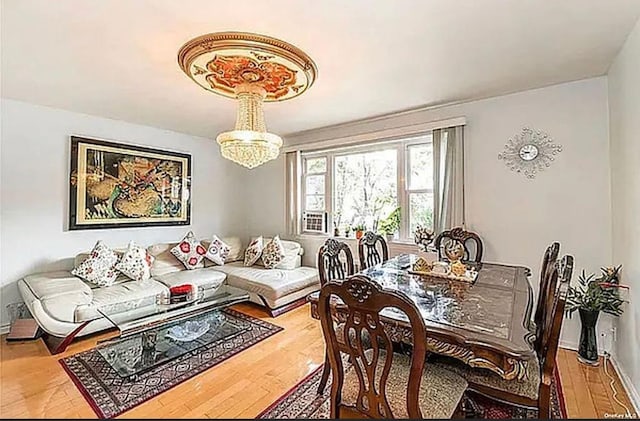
{"left": 2, "top": 0, "right": 640, "bottom": 140}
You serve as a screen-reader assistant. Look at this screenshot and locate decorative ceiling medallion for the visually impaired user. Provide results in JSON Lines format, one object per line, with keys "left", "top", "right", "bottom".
{"left": 177, "top": 32, "right": 317, "bottom": 169}
{"left": 177, "top": 32, "right": 317, "bottom": 102}
{"left": 498, "top": 127, "right": 562, "bottom": 179}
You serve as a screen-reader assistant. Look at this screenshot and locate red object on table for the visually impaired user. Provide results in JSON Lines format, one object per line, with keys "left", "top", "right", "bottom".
{"left": 169, "top": 284, "right": 193, "bottom": 295}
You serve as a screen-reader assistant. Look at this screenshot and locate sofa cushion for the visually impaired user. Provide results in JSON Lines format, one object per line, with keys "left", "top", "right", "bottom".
{"left": 262, "top": 236, "right": 286, "bottom": 269}
{"left": 71, "top": 241, "right": 120, "bottom": 287}
{"left": 74, "top": 279, "right": 168, "bottom": 323}
{"left": 116, "top": 241, "right": 154, "bottom": 281}
{"left": 148, "top": 242, "right": 205, "bottom": 277}
{"left": 255, "top": 237, "right": 304, "bottom": 270}
{"left": 171, "top": 231, "right": 207, "bottom": 270}
{"left": 154, "top": 268, "right": 226, "bottom": 294}
{"left": 204, "top": 235, "right": 230, "bottom": 266}
{"left": 21, "top": 271, "right": 94, "bottom": 323}
{"left": 213, "top": 262, "right": 319, "bottom": 302}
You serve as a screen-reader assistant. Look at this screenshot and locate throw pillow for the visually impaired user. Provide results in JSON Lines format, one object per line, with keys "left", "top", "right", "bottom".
{"left": 116, "top": 241, "right": 155, "bottom": 281}
{"left": 244, "top": 236, "right": 264, "bottom": 266}
{"left": 205, "top": 235, "right": 231, "bottom": 266}
{"left": 261, "top": 236, "right": 286, "bottom": 269}
{"left": 71, "top": 241, "right": 120, "bottom": 287}
{"left": 171, "top": 231, "right": 207, "bottom": 270}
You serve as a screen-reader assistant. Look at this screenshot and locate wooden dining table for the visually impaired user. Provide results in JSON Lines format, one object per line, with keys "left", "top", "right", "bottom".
{"left": 308, "top": 253, "right": 536, "bottom": 381}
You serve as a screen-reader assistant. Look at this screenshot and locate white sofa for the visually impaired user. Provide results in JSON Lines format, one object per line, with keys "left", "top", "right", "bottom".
{"left": 17, "top": 236, "right": 319, "bottom": 354}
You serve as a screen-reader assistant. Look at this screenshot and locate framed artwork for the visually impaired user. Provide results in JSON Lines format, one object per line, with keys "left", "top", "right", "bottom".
{"left": 69, "top": 136, "right": 191, "bottom": 230}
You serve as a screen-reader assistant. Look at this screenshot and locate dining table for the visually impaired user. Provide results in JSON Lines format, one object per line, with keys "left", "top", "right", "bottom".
{"left": 307, "top": 253, "right": 536, "bottom": 381}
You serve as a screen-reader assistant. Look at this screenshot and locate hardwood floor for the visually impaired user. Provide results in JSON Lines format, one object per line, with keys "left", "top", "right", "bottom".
{"left": 0, "top": 303, "right": 634, "bottom": 419}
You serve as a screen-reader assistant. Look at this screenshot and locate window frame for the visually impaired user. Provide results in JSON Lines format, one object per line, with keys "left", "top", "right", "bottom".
{"left": 301, "top": 133, "right": 433, "bottom": 241}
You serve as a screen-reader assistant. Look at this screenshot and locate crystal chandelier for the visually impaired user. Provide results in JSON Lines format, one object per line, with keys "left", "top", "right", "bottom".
{"left": 177, "top": 32, "right": 317, "bottom": 169}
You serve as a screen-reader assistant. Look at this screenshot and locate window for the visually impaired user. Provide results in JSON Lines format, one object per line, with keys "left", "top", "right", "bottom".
{"left": 301, "top": 134, "right": 434, "bottom": 240}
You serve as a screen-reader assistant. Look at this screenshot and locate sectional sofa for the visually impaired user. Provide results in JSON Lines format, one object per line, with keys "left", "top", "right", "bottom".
{"left": 17, "top": 236, "right": 319, "bottom": 354}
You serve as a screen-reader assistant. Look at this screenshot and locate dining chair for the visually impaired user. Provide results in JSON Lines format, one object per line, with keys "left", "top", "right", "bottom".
{"left": 434, "top": 227, "right": 484, "bottom": 264}
{"left": 533, "top": 242, "right": 560, "bottom": 352}
{"left": 316, "top": 238, "right": 355, "bottom": 394}
{"left": 433, "top": 254, "right": 574, "bottom": 419}
{"left": 318, "top": 275, "right": 468, "bottom": 419}
{"left": 358, "top": 231, "right": 389, "bottom": 269}
{"left": 318, "top": 238, "right": 355, "bottom": 286}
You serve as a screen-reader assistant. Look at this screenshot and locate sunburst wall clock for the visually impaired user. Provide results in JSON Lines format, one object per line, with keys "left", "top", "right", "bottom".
{"left": 498, "top": 127, "right": 562, "bottom": 179}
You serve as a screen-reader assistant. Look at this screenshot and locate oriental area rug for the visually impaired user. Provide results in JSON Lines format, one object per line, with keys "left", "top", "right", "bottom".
{"left": 258, "top": 364, "right": 567, "bottom": 419}
{"left": 60, "top": 309, "right": 282, "bottom": 418}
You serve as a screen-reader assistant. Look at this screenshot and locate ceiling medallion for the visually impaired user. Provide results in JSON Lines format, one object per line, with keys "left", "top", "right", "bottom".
{"left": 178, "top": 32, "right": 318, "bottom": 169}
{"left": 498, "top": 127, "right": 562, "bottom": 179}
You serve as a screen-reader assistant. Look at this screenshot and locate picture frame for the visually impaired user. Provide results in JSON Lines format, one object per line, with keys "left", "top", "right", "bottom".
{"left": 69, "top": 136, "right": 191, "bottom": 230}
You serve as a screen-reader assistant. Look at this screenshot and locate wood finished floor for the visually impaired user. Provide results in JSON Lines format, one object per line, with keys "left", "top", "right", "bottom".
{"left": 0, "top": 303, "right": 634, "bottom": 419}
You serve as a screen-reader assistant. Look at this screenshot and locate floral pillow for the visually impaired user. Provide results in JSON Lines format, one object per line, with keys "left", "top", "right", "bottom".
{"left": 262, "top": 236, "right": 286, "bottom": 269}
{"left": 116, "top": 241, "right": 155, "bottom": 281}
{"left": 171, "top": 231, "right": 207, "bottom": 270}
{"left": 244, "top": 236, "right": 264, "bottom": 267}
{"left": 205, "top": 235, "right": 230, "bottom": 266}
{"left": 71, "top": 241, "right": 120, "bottom": 287}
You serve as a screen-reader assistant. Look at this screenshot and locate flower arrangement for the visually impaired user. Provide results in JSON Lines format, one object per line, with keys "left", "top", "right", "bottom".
{"left": 354, "top": 223, "right": 366, "bottom": 239}
{"left": 414, "top": 224, "right": 435, "bottom": 252}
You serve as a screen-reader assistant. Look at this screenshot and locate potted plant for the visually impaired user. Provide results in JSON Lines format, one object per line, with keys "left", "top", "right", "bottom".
{"left": 344, "top": 225, "right": 351, "bottom": 238}
{"left": 354, "top": 224, "right": 366, "bottom": 240}
{"left": 379, "top": 207, "right": 401, "bottom": 242}
{"left": 565, "top": 265, "right": 627, "bottom": 365}
{"left": 333, "top": 226, "right": 340, "bottom": 237}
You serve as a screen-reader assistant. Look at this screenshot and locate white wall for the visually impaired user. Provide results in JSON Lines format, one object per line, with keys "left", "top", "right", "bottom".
{"left": 0, "top": 99, "right": 247, "bottom": 328}
{"left": 245, "top": 77, "right": 614, "bottom": 350}
{"left": 608, "top": 17, "right": 640, "bottom": 410}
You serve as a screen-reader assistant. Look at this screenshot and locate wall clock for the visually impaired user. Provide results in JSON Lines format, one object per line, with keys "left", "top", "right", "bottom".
{"left": 498, "top": 127, "right": 562, "bottom": 179}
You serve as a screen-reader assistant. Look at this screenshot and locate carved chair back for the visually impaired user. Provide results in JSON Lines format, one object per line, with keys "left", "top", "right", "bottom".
{"left": 318, "top": 275, "right": 428, "bottom": 419}
{"left": 318, "top": 239, "right": 355, "bottom": 286}
{"left": 533, "top": 242, "right": 560, "bottom": 333}
{"left": 358, "top": 231, "right": 389, "bottom": 270}
{"left": 536, "top": 255, "right": 572, "bottom": 418}
{"left": 434, "top": 227, "right": 484, "bottom": 264}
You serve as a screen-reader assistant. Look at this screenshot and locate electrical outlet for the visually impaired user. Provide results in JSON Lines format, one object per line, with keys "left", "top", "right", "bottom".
{"left": 611, "top": 326, "right": 617, "bottom": 342}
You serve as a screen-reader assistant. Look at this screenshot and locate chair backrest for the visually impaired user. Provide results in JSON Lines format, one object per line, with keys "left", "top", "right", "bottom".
{"left": 434, "top": 227, "right": 484, "bottom": 263}
{"left": 537, "top": 255, "right": 572, "bottom": 414}
{"left": 318, "top": 238, "right": 355, "bottom": 286}
{"left": 358, "top": 231, "right": 389, "bottom": 269}
{"left": 319, "top": 275, "right": 429, "bottom": 419}
{"left": 533, "top": 243, "right": 561, "bottom": 354}
{"left": 538, "top": 255, "right": 573, "bottom": 363}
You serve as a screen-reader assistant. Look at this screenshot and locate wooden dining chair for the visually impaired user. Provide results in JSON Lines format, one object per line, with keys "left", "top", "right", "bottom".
{"left": 318, "top": 238, "right": 355, "bottom": 286}
{"left": 358, "top": 231, "right": 389, "bottom": 269}
{"left": 318, "top": 275, "right": 468, "bottom": 419}
{"left": 434, "top": 227, "right": 484, "bottom": 264}
{"left": 316, "top": 238, "right": 355, "bottom": 394}
{"left": 533, "top": 242, "right": 560, "bottom": 352}
{"left": 433, "top": 254, "right": 574, "bottom": 419}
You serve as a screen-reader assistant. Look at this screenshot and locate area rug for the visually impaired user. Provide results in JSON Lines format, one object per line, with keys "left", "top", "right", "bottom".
{"left": 257, "top": 364, "right": 567, "bottom": 419}
{"left": 60, "top": 308, "right": 282, "bottom": 418}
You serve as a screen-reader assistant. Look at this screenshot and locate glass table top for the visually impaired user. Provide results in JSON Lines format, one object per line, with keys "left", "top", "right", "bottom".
{"left": 98, "top": 284, "right": 249, "bottom": 337}
{"left": 97, "top": 309, "right": 248, "bottom": 378}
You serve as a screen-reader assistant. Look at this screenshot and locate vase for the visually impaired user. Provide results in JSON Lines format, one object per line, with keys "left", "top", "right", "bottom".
{"left": 577, "top": 308, "right": 600, "bottom": 365}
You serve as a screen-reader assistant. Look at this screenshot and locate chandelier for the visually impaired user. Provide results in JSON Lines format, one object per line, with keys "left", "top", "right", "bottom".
{"left": 178, "top": 32, "right": 318, "bottom": 169}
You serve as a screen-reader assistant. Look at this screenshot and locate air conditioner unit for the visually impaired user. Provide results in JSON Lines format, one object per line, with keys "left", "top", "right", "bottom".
{"left": 302, "top": 211, "right": 327, "bottom": 234}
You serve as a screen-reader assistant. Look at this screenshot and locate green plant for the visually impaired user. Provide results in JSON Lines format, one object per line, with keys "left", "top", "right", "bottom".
{"left": 379, "top": 207, "right": 401, "bottom": 235}
{"left": 566, "top": 266, "right": 627, "bottom": 317}
{"left": 354, "top": 223, "right": 366, "bottom": 232}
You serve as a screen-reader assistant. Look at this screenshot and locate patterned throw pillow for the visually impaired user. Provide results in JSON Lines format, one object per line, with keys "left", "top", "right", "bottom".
{"left": 71, "top": 241, "right": 120, "bottom": 287}
{"left": 116, "top": 241, "right": 155, "bottom": 281}
{"left": 205, "top": 235, "right": 230, "bottom": 266}
{"left": 244, "top": 236, "right": 264, "bottom": 267}
{"left": 171, "top": 231, "right": 207, "bottom": 270}
{"left": 262, "top": 236, "right": 286, "bottom": 269}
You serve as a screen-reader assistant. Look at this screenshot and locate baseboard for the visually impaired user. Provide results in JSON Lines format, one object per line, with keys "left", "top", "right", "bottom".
{"left": 610, "top": 356, "right": 640, "bottom": 414}
{"left": 0, "top": 323, "right": 10, "bottom": 335}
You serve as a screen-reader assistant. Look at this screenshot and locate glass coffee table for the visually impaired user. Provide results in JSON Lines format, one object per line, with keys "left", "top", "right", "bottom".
{"left": 96, "top": 285, "right": 249, "bottom": 379}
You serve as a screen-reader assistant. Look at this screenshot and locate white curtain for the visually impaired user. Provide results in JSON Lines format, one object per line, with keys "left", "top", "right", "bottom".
{"left": 432, "top": 125, "right": 465, "bottom": 234}
{"left": 285, "top": 151, "right": 301, "bottom": 236}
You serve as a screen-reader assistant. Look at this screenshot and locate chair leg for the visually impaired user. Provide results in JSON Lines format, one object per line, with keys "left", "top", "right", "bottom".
{"left": 317, "top": 353, "right": 331, "bottom": 394}
{"left": 538, "top": 391, "right": 551, "bottom": 419}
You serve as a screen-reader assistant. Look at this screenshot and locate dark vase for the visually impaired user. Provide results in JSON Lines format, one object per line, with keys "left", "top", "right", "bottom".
{"left": 578, "top": 308, "right": 600, "bottom": 365}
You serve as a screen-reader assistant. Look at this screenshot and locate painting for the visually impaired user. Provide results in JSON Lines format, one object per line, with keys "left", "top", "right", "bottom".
{"left": 69, "top": 136, "right": 191, "bottom": 230}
